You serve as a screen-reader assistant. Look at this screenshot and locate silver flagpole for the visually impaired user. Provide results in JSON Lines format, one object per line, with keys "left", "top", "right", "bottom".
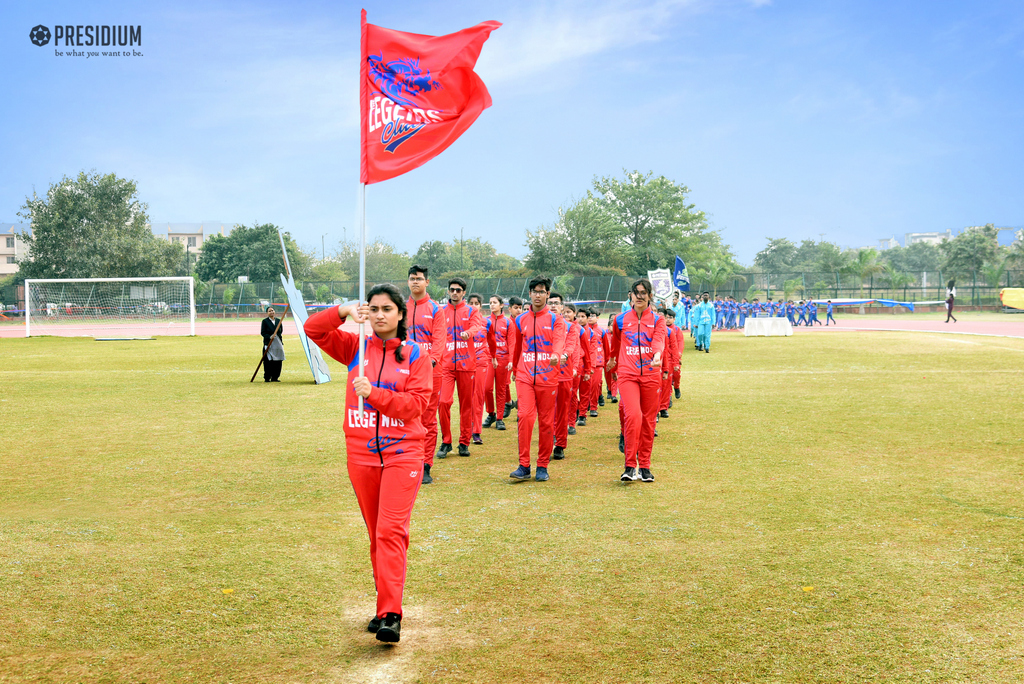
{"left": 358, "top": 182, "right": 367, "bottom": 413}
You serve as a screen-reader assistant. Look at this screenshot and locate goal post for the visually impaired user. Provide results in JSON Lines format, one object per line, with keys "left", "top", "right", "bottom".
{"left": 25, "top": 277, "right": 196, "bottom": 338}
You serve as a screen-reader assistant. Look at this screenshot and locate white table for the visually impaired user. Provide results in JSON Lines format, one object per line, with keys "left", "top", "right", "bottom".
{"left": 744, "top": 318, "right": 793, "bottom": 336}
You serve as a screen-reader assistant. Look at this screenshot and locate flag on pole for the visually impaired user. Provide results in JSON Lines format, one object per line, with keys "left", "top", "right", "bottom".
{"left": 673, "top": 255, "right": 690, "bottom": 292}
{"left": 360, "top": 10, "right": 501, "bottom": 184}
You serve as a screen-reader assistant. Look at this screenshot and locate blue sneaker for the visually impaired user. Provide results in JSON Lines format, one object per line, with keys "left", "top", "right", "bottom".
{"left": 535, "top": 467, "right": 549, "bottom": 481}
{"left": 510, "top": 465, "right": 531, "bottom": 480}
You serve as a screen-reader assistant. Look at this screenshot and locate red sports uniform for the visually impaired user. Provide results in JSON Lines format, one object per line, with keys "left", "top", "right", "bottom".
{"left": 304, "top": 306, "right": 432, "bottom": 620}
{"left": 484, "top": 312, "right": 512, "bottom": 417}
{"left": 406, "top": 294, "right": 446, "bottom": 466}
{"left": 671, "top": 325, "right": 683, "bottom": 391}
{"left": 471, "top": 321, "right": 491, "bottom": 434}
{"left": 607, "top": 307, "right": 667, "bottom": 470}
{"left": 439, "top": 300, "right": 485, "bottom": 447}
{"left": 555, "top": 317, "right": 586, "bottom": 449}
{"left": 510, "top": 307, "right": 565, "bottom": 468}
{"left": 588, "top": 322, "right": 606, "bottom": 409}
{"left": 659, "top": 322, "right": 680, "bottom": 410}
{"left": 576, "top": 325, "right": 594, "bottom": 419}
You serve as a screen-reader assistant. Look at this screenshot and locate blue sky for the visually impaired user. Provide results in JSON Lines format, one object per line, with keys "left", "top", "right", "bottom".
{"left": 2, "top": 0, "right": 1022, "bottom": 266}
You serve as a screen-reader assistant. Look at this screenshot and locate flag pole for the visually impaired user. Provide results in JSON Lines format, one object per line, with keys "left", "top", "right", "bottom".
{"left": 357, "top": 182, "right": 367, "bottom": 413}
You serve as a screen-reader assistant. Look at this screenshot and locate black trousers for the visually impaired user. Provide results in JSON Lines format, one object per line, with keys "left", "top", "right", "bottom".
{"left": 264, "top": 359, "right": 283, "bottom": 381}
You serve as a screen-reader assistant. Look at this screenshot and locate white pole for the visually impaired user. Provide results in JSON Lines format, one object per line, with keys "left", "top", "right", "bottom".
{"left": 188, "top": 276, "right": 196, "bottom": 336}
{"left": 358, "top": 182, "right": 367, "bottom": 413}
{"left": 25, "top": 279, "right": 32, "bottom": 338}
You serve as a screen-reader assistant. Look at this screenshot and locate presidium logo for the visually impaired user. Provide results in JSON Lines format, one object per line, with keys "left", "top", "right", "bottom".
{"left": 29, "top": 23, "right": 143, "bottom": 57}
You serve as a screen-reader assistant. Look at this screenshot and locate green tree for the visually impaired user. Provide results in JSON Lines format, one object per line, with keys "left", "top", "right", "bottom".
{"left": 939, "top": 224, "right": 999, "bottom": 276}
{"left": 848, "top": 248, "right": 885, "bottom": 294}
{"left": 17, "top": 171, "right": 184, "bottom": 280}
{"left": 880, "top": 242, "right": 941, "bottom": 273}
{"left": 816, "top": 242, "right": 851, "bottom": 273}
{"left": 693, "top": 260, "right": 740, "bottom": 296}
{"left": 330, "top": 238, "right": 411, "bottom": 283}
{"left": 880, "top": 264, "right": 914, "bottom": 295}
{"left": 310, "top": 261, "right": 349, "bottom": 281}
{"left": 524, "top": 194, "right": 631, "bottom": 275}
{"left": 413, "top": 236, "right": 520, "bottom": 277}
{"left": 753, "top": 238, "right": 798, "bottom": 274}
{"left": 592, "top": 170, "right": 723, "bottom": 274}
{"left": 195, "top": 223, "right": 311, "bottom": 283}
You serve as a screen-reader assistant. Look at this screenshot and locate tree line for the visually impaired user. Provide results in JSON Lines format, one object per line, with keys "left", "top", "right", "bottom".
{"left": 4, "top": 171, "right": 1022, "bottom": 298}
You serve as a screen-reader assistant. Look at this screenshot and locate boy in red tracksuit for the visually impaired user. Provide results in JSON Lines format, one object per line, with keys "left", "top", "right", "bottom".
{"left": 438, "top": 278, "right": 485, "bottom": 458}
{"left": 304, "top": 285, "right": 432, "bottom": 643}
{"left": 548, "top": 292, "right": 581, "bottom": 458}
{"left": 607, "top": 278, "right": 667, "bottom": 483}
{"left": 671, "top": 316, "right": 684, "bottom": 399}
{"left": 467, "top": 294, "right": 490, "bottom": 445}
{"left": 483, "top": 295, "right": 512, "bottom": 431}
{"left": 504, "top": 297, "right": 524, "bottom": 416}
{"left": 405, "top": 265, "right": 447, "bottom": 485}
{"left": 605, "top": 313, "right": 618, "bottom": 404}
{"left": 509, "top": 276, "right": 565, "bottom": 482}
{"left": 658, "top": 308, "right": 680, "bottom": 417}
{"left": 575, "top": 308, "right": 594, "bottom": 426}
{"left": 587, "top": 310, "right": 606, "bottom": 415}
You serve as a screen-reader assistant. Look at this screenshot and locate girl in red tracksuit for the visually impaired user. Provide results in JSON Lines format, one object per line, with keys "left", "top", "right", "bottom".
{"left": 303, "top": 284, "right": 432, "bottom": 644}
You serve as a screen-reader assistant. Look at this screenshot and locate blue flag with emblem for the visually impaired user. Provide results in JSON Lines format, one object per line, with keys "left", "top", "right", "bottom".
{"left": 673, "top": 255, "right": 690, "bottom": 292}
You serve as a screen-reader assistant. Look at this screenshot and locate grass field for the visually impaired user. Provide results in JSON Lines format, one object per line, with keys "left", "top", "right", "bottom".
{"left": 1, "top": 330, "right": 1023, "bottom": 683}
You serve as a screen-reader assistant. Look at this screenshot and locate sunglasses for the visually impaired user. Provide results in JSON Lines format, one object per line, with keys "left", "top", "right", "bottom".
{"left": 449, "top": 287, "right": 464, "bottom": 293}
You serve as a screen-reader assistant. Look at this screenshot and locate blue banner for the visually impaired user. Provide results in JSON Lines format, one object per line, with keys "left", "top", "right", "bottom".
{"left": 673, "top": 255, "right": 690, "bottom": 291}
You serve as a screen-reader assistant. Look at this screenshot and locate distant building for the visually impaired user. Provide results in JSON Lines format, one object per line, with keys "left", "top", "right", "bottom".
{"left": 148, "top": 222, "right": 234, "bottom": 254}
{"left": 905, "top": 230, "right": 954, "bottom": 246}
{"left": 0, "top": 224, "right": 30, "bottom": 276}
{"left": 877, "top": 236, "right": 900, "bottom": 250}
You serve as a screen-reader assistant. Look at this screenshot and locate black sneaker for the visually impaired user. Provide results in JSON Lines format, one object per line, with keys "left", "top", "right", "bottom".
{"left": 495, "top": 419, "right": 506, "bottom": 431}
{"left": 659, "top": 409, "right": 669, "bottom": 418}
{"left": 598, "top": 395, "right": 605, "bottom": 407}
{"left": 421, "top": 464, "right": 432, "bottom": 485}
{"left": 668, "top": 399, "right": 673, "bottom": 409}
{"left": 436, "top": 442, "right": 452, "bottom": 459}
{"left": 503, "top": 402, "right": 512, "bottom": 418}
{"left": 674, "top": 387, "right": 680, "bottom": 399}
{"left": 482, "top": 413, "right": 497, "bottom": 428}
{"left": 510, "top": 465, "right": 531, "bottom": 480}
{"left": 610, "top": 395, "right": 618, "bottom": 403}
{"left": 567, "top": 426, "right": 577, "bottom": 435}
{"left": 589, "top": 410, "right": 598, "bottom": 418}
{"left": 368, "top": 615, "right": 382, "bottom": 633}
{"left": 621, "top": 467, "right": 638, "bottom": 482}
{"left": 640, "top": 468, "right": 654, "bottom": 482}
{"left": 705, "top": 348, "right": 709, "bottom": 353}
{"left": 472, "top": 433, "right": 483, "bottom": 445}
{"left": 618, "top": 434, "right": 625, "bottom": 453}
{"left": 577, "top": 416, "right": 587, "bottom": 427}
{"left": 552, "top": 446, "right": 565, "bottom": 460}
{"left": 458, "top": 443, "right": 471, "bottom": 457}
{"left": 535, "top": 467, "right": 549, "bottom": 482}
{"left": 375, "top": 613, "right": 401, "bottom": 643}
{"left": 606, "top": 392, "right": 615, "bottom": 400}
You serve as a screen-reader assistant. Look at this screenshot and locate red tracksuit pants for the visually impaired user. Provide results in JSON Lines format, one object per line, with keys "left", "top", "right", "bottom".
{"left": 605, "top": 368, "right": 617, "bottom": 397}
{"left": 591, "top": 370, "right": 604, "bottom": 408}
{"left": 423, "top": 367, "right": 442, "bottom": 466}
{"left": 673, "top": 366, "right": 681, "bottom": 390}
{"left": 472, "top": 364, "right": 488, "bottom": 434}
{"left": 555, "top": 380, "right": 573, "bottom": 448}
{"left": 516, "top": 379, "right": 557, "bottom": 468}
{"left": 439, "top": 368, "right": 474, "bottom": 446}
{"left": 618, "top": 376, "right": 661, "bottom": 469}
{"left": 577, "top": 374, "right": 592, "bottom": 417}
{"left": 347, "top": 454, "right": 422, "bottom": 618}
{"left": 485, "top": 361, "right": 509, "bottom": 415}
{"left": 660, "top": 372, "right": 673, "bottom": 410}
{"left": 570, "top": 373, "right": 582, "bottom": 424}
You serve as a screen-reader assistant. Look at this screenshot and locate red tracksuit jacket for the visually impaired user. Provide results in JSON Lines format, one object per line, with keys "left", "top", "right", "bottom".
{"left": 304, "top": 306, "right": 432, "bottom": 466}
{"left": 588, "top": 323, "right": 606, "bottom": 367}
{"left": 608, "top": 307, "right": 668, "bottom": 380}
{"left": 406, "top": 295, "right": 446, "bottom": 368}
{"left": 666, "top": 323, "right": 683, "bottom": 368}
{"left": 511, "top": 307, "right": 565, "bottom": 386}
{"left": 442, "top": 300, "right": 485, "bottom": 372}
{"left": 485, "top": 313, "right": 512, "bottom": 362}
{"left": 556, "top": 317, "right": 580, "bottom": 383}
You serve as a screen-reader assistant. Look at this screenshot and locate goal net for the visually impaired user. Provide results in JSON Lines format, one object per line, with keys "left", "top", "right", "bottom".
{"left": 25, "top": 277, "right": 196, "bottom": 337}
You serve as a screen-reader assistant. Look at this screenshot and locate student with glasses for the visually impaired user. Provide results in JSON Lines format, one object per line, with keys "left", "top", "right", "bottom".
{"left": 438, "top": 278, "right": 486, "bottom": 458}
{"left": 405, "top": 265, "right": 447, "bottom": 485}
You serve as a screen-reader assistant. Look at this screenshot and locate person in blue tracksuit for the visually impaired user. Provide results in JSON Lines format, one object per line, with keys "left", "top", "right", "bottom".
{"left": 692, "top": 292, "right": 715, "bottom": 352}
{"left": 825, "top": 300, "right": 836, "bottom": 325}
{"left": 739, "top": 298, "right": 748, "bottom": 328}
{"left": 796, "top": 300, "right": 807, "bottom": 326}
{"left": 749, "top": 299, "right": 759, "bottom": 319}
{"left": 808, "top": 299, "right": 821, "bottom": 325}
{"left": 786, "top": 300, "right": 796, "bottom": 325}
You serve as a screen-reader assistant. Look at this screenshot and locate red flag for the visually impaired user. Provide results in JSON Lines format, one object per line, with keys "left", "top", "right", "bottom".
{"left": 360, "top": 10, "right": 501, "bottom": 184}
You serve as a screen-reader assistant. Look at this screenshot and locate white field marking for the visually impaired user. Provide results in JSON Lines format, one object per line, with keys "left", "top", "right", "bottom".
{"left": 808, "top": 326, "right": 1024, "bottom": 340}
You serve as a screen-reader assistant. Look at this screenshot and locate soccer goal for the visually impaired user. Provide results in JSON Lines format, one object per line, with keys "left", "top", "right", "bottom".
{"left": 25, "top": 277, "right": 196, "bottom": 337}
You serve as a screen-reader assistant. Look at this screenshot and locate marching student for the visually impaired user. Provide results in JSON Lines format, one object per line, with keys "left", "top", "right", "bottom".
{"left": 575, "top": 308, "right": 594, "bottom": 426}
{"left": 504, "top": 297, "right": 524, "bottom": 416}
{"left": 548, "top": 294, "right": 585, "bottom": 460}
{"left": 605, "top": 312, "right": 618, "bottom": 403}
{"left": 607, "top": 278, "right": 666, "bottom": 482}
{"left": 304, "top": 285, "right": 432, "bottom": 644}
{"left": 796, "top": 300, "right": 807, "bottom": 326}
{"left": 438, "top": 278, "right": 485, "bottom": 458}
{"left": 808, "top": 299, "right": 822, "bottom": 325}
{"left": 749, "top": 298, "right": 760, "bottom": 319}
{"left": 483, "top": 295, "right": 512, "bottom": 431}
{"left": 658, "top": 308, "right": 681, "bottom": 417}
{"left": 405, "top": 265, "right": 447, "bottom": 485}
{"left": 786, "top": 300, "right": 796, "bottom": 325}
{"left": 467, "top": 294, "right": 490, "bottom": 445}
{"left": 738, "top": 298, "right": 748, "bottom": 329}
{"left": 692, "top": 291, "right": 714, "bottom": 352}
{"left": 509, "top": 276, "right": 565, "bottom": 482}
{"left": 825, "top": 299, "right": 836, "bottom": 325}
{"left": 570, "top": 307, "right": 592, "bottom": 434}
{"left": 587, "top": 309, "right": 606, "bottom": 414}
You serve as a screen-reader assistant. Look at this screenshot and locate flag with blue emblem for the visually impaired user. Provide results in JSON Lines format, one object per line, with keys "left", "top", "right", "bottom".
{"left": 673, "top": 255, "right": 690, "bottom": 292}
